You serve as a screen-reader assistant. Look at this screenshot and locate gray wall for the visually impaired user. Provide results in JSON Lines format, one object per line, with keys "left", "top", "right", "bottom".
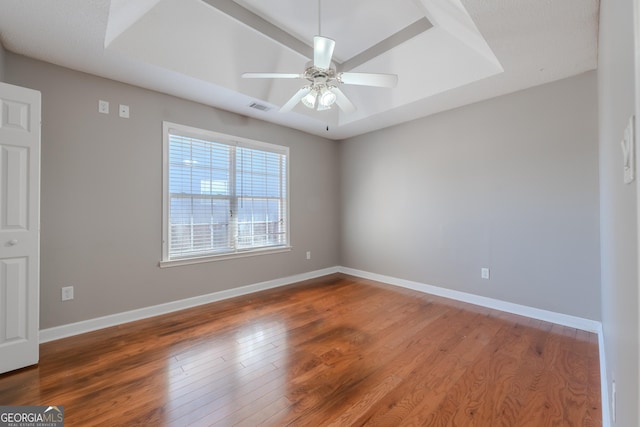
{"left": 598, "top": 0, "right": 640, "bottom": 425}
{"left": 340, "top": 71, "right": 600, "bottom": 320}
{"left": 4, "top": 53, "right": 341, "bottom": 329}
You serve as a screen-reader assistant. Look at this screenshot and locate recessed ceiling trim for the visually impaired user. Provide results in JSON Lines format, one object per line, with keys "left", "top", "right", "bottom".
{"left": 340, "top": 17, "right": 433, "bottom": 71}
{"left": 201, "top": 0, "right": 313, "bottom": 60}
{"left": 105, "top": 0, "right": 163, "bottom": 47}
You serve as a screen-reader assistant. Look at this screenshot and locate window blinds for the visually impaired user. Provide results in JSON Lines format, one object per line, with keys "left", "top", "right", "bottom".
{"left": 166, "top": 130, "right": 288, "bottom": 260}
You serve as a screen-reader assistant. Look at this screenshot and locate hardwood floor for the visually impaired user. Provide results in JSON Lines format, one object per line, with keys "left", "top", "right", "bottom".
{"left": 0, "top": 274, "right": 601, "bottom": 426}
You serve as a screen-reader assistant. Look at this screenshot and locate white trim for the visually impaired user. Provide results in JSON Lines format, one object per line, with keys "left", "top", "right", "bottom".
{"left": 40, "top": 264, "right": 603, "bottom": 340}
{"left": 598, "top": 324, "right": 611, "bottom": 427}
{"left": 39, "top": 267, "right": 339, "bottom": 343}
{"left": 635, "top": 2, "right": 640, "bottom": 427}
{"left": 159, "top": 246, "right": 292, "bottom": 268}
{"left": 38, "top": 265, "right": 608, "bottom": 425}
{"left": 161, "top": 121, "right": 170, "bottom": 262}
{"left": 338, "top": 267, "right": 601, "bottom": 332}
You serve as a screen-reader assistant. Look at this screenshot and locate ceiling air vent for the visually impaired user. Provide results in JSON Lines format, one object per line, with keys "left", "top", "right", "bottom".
{"left": 249, "top": 102, "right": 271, "bottom": 112}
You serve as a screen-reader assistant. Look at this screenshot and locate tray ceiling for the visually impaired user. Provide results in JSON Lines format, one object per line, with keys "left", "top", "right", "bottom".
{"left": 0, "top": 0, "right": 599, "bottom": 139}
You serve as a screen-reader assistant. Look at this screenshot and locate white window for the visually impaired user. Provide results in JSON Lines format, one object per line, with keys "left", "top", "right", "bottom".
{"left": 161, "top": 122, "right": 290, "bottom": 266}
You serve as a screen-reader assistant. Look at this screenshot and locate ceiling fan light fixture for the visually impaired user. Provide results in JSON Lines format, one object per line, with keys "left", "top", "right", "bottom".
{"left": 241, "top": 0, "right": 397, "bottom": 115}
{"left": 301, "top": 88, "right": 318, "bottom": 109}
{"left": 318, "top": 86, "right": 337, "bottom": 108}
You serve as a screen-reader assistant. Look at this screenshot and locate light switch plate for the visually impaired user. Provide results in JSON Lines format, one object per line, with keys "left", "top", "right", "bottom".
{"left": 98, "top": 100, "right": 109, "bottom": 114}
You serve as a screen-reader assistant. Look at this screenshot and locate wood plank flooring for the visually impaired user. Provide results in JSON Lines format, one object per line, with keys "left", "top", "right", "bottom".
{"left": 0, "top": 274, "right": 601, "bottom": 426}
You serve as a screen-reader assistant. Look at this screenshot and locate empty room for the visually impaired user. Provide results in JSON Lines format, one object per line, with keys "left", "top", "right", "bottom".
{"left": 0, "top": 0, "right": 638, "bottom": 426}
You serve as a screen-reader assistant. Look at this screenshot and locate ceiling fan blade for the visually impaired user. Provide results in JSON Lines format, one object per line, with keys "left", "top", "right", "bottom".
{"left": 338, "top": 72, "right": 398, "bottom": 88}
{"left": 242, "top": 72, "right": 303, "bottom": 79}
{"left": 314, "top": 36, "right": 335, "bottom": 70}
{"left": 332, "top": 87, "right": 356, "bottom": 114}
{"left": 280, "top": 87, "right": 311, "bottom": 112}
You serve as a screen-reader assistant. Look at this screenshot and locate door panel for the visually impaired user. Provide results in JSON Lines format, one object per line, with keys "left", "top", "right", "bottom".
{"left": 1, "top": 257, "right": 28, "bottom": 342}
{"left": 1, "top": 145, "right": 29, "bottom": 230}
{"left": 0, "top": 82, "right": 40, "bottom": 374}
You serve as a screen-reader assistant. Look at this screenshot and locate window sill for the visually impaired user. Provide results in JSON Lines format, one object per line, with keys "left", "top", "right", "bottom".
{"left": 159, "top": 246, "right": 292, "bottom": 268}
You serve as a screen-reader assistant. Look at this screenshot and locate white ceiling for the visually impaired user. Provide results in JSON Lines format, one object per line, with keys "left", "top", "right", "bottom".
{"left": 0, "top": 0, "right": 599, "bottom": 140}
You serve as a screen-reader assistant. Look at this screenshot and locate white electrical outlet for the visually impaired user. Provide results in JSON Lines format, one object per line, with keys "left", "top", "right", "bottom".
{"left": 98, "top": 100, "right": 109, "bottom": 114}
{"left": 61, "top": 286, "right": 74, "bottom": 301}
{"left": 306, "top": 251, "right": 311, "bottom": 260}
{"left": 481, "top": 268, "right": 490, "bottom": 279}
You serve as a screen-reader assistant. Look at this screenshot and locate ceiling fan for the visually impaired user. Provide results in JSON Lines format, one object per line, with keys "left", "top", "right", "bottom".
{"left": 241, "top": 35, "right": 398, "bottom": 113}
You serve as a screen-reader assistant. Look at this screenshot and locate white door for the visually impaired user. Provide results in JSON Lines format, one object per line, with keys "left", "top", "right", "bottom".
{"left": 0, "top": 82, "right": 41, "bottom": 374}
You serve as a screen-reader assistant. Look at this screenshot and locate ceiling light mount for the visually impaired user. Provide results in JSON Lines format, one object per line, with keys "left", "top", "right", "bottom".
{"left": 303, "top": 62, "right": 335, "bottom": 82}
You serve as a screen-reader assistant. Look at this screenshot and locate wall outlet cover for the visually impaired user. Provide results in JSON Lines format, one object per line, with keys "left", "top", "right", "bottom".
{"left": 61, "top": 286, "right": 74, "bottom": 301}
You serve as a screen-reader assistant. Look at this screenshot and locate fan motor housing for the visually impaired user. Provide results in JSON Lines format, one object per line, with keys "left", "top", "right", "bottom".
{"left": 303, "top": 62, "right": 337, "bottom": 84}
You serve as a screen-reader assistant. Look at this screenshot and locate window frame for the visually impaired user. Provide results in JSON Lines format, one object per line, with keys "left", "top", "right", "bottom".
{"left": 160, "top": 121, "right": 291, "bottom": 268}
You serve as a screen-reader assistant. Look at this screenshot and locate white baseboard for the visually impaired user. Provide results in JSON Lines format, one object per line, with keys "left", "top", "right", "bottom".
{"left": 39, "top": 265, "right": 609, "bottom": 426}
{"left": 597, "top": 324, "right": 611, "bottom": 427}
{"left": 339, "top": 266, "right": 601, "bottom": 333}
{"left": 39, "top": 266, "right": 340, "bottom": 343}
